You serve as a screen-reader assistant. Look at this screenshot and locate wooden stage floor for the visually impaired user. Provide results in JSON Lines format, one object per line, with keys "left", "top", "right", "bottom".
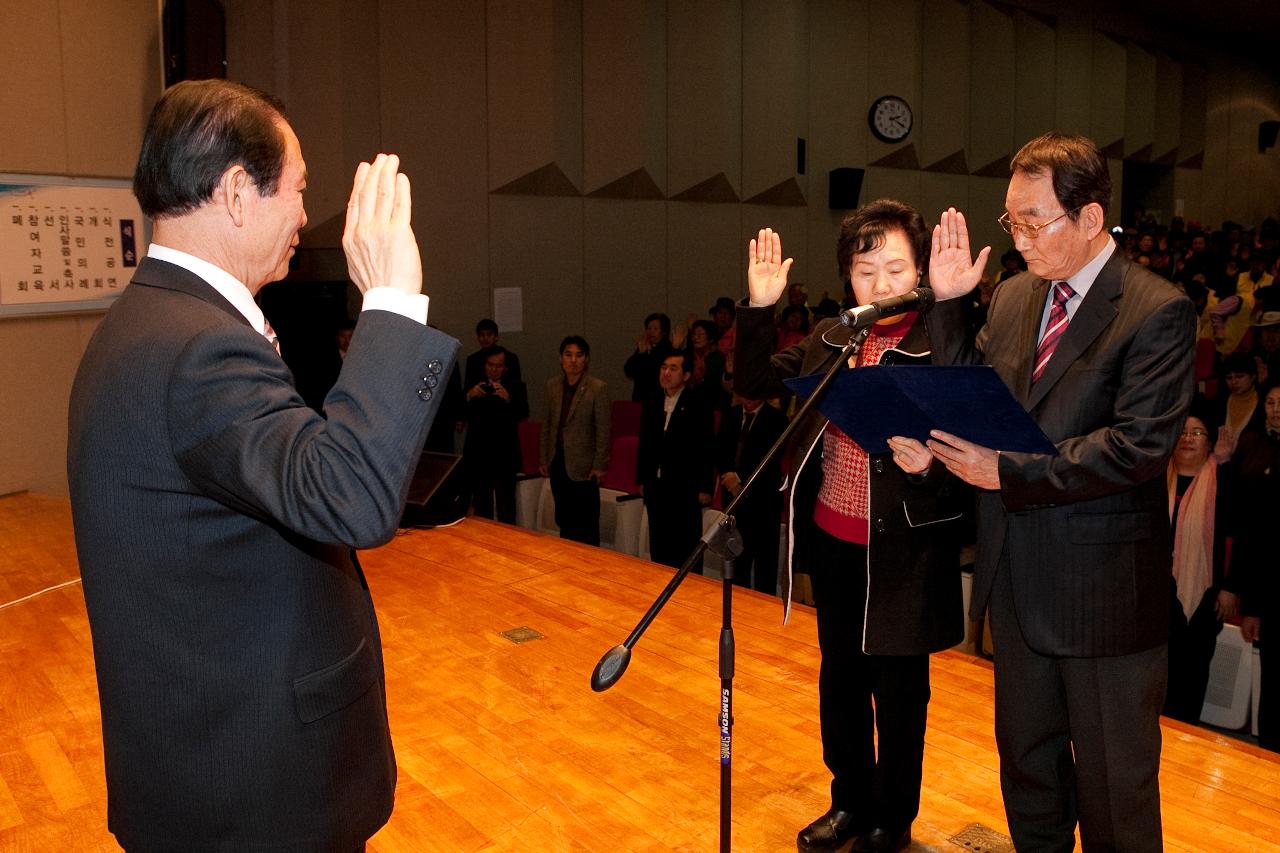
{"left": 1, "top": 491, "right": 1278, "bottom": 852}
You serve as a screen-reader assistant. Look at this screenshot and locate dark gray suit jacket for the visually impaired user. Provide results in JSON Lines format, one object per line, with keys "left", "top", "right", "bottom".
{"left": 933, "top": 250, "right": 1196, "bottom": 657}
{"left": 67, "top": 257, "right": 458, "bottom": 851}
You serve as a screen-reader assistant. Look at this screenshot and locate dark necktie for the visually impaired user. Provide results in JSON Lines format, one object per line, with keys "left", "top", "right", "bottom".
{"left": 1032, "top": 281, "right": 1075, "bottom": 383}
{"left": 735, "top": 411, "right": 755, "bottom": 470}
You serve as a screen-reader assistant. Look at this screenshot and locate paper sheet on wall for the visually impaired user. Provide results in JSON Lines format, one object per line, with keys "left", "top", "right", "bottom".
{"left": 493, "top": 287, "right": 523, "bottom": 333}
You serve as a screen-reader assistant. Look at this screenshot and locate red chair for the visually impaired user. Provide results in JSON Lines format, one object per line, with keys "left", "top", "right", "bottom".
{"left": 611, "top": 400, "right": 643, "bottom": 438}
{"left": 518, "top": 420, "right": 542, "bottom": 476}
{"left": 601, "top": 434, "right": 641, "bottom": 495}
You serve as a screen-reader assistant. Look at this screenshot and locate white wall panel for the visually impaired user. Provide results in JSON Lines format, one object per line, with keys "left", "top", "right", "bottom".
{"left": 968, "top": 2, "right": 1015, "bottom": 175}
{"left": 805, "top": 0, "right": 869, "bottom": 288}
{"left": 742, "top": 0, "right": 807, "bottom": 202}
{"left": 1153, "top": 53, "right": 1182, "bottom": 164}
{"left": 1088, "top": 32, "right": 1126, "bottom": 154}
{"left": 920, "top": 0, "right": 970, "bottom": 171}
{"left": 866, "top": 0, "right": 922, "bottom": 167}
{"left": 668, "top": 0, "right": 742, "bottom": 197}
{"left": 1123, "top": 42, "right": 1156, "bottom": 159}
{"left": 1052, "top": 13, "right": 1092, "bottom": 135}
{"left": 381, "top": 0, "right": 490, "bottom": 336}
{"left": 489, "top": 196, "right": 584, "bottom": 418}
{"left": 582, "top": 198, "right": 667, "bottom": 403}
{"left": 1013, "top": 11, "right": 1056, "bottom": 148}
{"left": 583, "top": 0, "right": 666, "bottom": 195}
{"left": 487, "top": 0, "right": 583, "bottom": 192}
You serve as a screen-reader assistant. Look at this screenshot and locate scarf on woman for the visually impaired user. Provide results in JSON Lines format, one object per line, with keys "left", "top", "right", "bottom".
{"left": 1167, "top": 457, "right": 1216, "bottom": 620}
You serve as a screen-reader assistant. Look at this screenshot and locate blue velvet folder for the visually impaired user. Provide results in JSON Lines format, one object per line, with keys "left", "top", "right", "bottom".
{"left": 783, "top": 365, "right": 1058, "bottom": 456}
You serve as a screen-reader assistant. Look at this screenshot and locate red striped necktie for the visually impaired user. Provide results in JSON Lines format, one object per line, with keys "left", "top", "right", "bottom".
{"left": 264, "top": 319, "right": 281, "bottom": 357}
{"left": 1032, "top": 281, "right": 1074, "bottom": 383}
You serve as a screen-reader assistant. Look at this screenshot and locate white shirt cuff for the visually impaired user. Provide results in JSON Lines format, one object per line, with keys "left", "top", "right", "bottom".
{"left": 361, "top": 287, "right": 429, "bottom": 325}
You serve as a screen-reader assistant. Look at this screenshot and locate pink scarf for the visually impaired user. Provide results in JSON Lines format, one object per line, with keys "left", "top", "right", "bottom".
{"left": 1167, "top": 458, "right": 1216, "bottom": 620}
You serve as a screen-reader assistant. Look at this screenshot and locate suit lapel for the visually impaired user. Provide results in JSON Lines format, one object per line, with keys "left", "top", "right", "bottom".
{"left": 1025, "top": 254, "right": 1123, "bottom": 410}
{"left": 130, "top": 257, "right": 255, "bottom": 330}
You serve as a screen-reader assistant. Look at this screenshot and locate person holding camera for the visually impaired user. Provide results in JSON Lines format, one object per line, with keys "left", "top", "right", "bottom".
{"left": 463, "top": 345, "right": 528, "bottom": 523}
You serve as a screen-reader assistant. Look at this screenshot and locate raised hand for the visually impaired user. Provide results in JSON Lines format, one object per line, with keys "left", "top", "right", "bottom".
{"left": 747, "top": 228, "right": 794, "bottom": 306}
{"left": 342, "top": 153, "right": 423, "bottom": 297}
{"left": 929, "top": 208, "right": 990, "bottom": 301}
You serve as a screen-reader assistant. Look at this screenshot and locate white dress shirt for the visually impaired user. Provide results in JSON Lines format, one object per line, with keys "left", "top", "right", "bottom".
{"left": 146, "top": 244, "right": 429, "bottom": 338}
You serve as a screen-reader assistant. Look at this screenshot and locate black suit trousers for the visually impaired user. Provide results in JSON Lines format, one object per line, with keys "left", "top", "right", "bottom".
{"left": 643, "top": 477, "right": 703, "bottom": 570}
{"left": 809, "top": 527, "right": 929, "bottom": 833}
{"left": 1163, "top": 585, "right": 1222, "bottom": 723}
{"left": 989, "top": 556, "right": 1166, "bottom": 853}
{"left": 729, "top": 494, "right": 780, "bottom": 594}
{"left": 550, "top": 450, "right": 599, "bottom": 546}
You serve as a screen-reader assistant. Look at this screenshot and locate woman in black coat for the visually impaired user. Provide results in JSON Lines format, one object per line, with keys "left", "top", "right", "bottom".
{"left": 736, "top": 200, "right": 965, "bottom": 853}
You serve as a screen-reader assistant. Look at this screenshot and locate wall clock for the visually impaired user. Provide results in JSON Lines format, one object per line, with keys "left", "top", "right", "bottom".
{"left": 868, "top": 95, "right": 912, "bottom": 143}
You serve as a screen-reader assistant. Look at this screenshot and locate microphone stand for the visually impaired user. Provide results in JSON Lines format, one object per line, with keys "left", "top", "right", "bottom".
{"left": 591, "top": 324, "right": 874, "bottom": 853}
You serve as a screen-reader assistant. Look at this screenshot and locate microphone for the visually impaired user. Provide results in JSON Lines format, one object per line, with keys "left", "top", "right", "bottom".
{"left": 839, "top": 287, "right": 934, "bottom": 328}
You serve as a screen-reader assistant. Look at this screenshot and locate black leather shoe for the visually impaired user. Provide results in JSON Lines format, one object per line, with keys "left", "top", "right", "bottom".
{"left": 797, "top": 807, "right": 861, "bottom": 851}
{"left": 856, "top": 826, "right": 911, "bottom": 852}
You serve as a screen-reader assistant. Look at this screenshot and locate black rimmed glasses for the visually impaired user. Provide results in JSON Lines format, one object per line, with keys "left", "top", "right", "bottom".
{"left": 998, "top": 207, "right": 1080, "bottom": 239}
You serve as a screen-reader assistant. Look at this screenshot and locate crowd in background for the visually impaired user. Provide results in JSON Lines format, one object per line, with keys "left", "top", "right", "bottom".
{"left": 302, "top": 212, "right": 1278, "bottom": 753}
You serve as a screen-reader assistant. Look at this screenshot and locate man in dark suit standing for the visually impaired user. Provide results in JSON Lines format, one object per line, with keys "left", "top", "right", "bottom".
{"left": 715, "top": 396, "right": 787, "bottom": 593}
{"left": 638, "top": 351, "right": 715, "bottom": 568}
{"left": 67, "top": 80, "right": 458, "bottom": 852}
{"left": 920, "top": 133, "right": 1197, "bottom": 851}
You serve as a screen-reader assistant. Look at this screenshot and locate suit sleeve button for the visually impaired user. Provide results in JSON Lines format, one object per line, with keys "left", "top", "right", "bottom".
{"left": 418, "top": 388, "right": 433, "bottom": 401}
{"left": 874, "top": 518, "right": 887, "bottom": 533}
{"left": 872, "top": 459, "right": 885, "bottom": 474}
{"left": 428, "top": 359, "right": 443, "bottom": 375}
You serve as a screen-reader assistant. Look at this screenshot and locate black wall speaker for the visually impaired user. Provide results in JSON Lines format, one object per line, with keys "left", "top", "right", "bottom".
{"left": 401, "top": 451, "right": 468, "bottom": 528}
{"left": 829, "top": 167, "right": 865, "bottom": 210}
{"left": 1260, "top": 121, "right": 1280, "bottom": 153}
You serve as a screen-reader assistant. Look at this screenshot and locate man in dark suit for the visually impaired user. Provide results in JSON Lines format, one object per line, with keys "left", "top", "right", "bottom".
{"left": 67, "top": 80, "right": 458, "bottom": 852}
{"left": 715, "top": 396, "right": 787, "bottom": 593}
{"left": 463, "top": 345, "right": 528, "bottom": 523}
{"left": 463, "top": 318, "right": 522, "bottom": 388}
{"left": 638, "top": 351, "right": 715, "bottom": 568}
{"left": 922, "top": 133, "right": 1197, "bottom": 851}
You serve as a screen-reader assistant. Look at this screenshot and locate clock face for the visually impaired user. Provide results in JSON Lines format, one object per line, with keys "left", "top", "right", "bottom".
{"left": 869, "top": 95, "right": 912, "bottom": 143}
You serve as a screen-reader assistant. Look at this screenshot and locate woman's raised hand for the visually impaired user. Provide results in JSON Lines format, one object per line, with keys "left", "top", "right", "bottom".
{"left": 747, "top": 228, "right": 794, "bottom": 306}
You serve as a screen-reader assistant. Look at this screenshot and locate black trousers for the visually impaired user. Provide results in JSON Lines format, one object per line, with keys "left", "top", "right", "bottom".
{"left": 550, "top": 450, "right": 600, "bottom": 546}
{"left": 989, "top": 557, "right": 1166, "bottom": 853}
{"left": 808, "top": 527, "right": 930, "bottom": 834}
{"left": 729, "top": 495, "right": 781, "bottom": 594}
{"left": 468, "top": 465, "right": 516, "bottom": 525}
{"left": 1164, "top": 585, "right": 1222, "bottom": 723}
{"left": 1260, "top": 633, "right": 1278, "bottom": 752}
{"left": 643, "top": 477, "right": 703, "bottom": 570}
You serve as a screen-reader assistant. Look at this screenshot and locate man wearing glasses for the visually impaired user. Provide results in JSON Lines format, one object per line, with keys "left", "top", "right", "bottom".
{"left": 913, "top": 132, "right": 1197, "bottom": 851}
